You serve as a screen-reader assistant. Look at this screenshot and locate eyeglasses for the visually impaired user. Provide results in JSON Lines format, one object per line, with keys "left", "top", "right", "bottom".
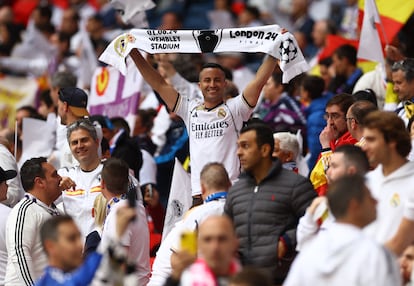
{"left": 392, "top": 59, "right": 414, "bottom": 73}
{"left": 324, "top": 112, "right": 345, "bottom": 121}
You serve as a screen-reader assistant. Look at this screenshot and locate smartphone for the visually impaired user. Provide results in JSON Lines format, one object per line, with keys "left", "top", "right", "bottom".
{"left": 180, "top": 230, "right": 197, "bottom": 255}
{"left": 127, "top": 189, "right": 137, "bottom": 208}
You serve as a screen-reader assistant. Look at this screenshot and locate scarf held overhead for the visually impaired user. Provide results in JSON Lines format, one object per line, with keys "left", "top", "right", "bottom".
{"left": 99, "top": 25, "right": 309, "bottom": 83}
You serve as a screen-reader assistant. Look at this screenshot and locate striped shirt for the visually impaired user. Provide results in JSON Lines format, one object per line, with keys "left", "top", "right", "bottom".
{"left": 5, "top": 196, "right": 57, "bottom": 285}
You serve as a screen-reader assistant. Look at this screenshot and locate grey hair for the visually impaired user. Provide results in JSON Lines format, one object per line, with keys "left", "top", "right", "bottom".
{"left": 273, "top": 132, "right": 299, "bottom": 159}
{"left": 51, "top": 71, "right": 77, "bottom": 88}
{"left": 66, "top": 118, "right": 98, "bottom": 143}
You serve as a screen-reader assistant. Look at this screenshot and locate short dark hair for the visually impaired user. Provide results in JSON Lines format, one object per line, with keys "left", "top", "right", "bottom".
{"left": 352, "top": 89, "right": 378, "bottom": 107}
{"left": 326, "top": 93, "right": 355, "bottom": 114}
{"left": 39, "top": 90, "right": 54, "bottom": 109}
{"left": 57, "top": 31, "right": 71, "bottom": 44}
{"left": 333, "top": 44, "right": 357, "bottom": 66}
{"left": 270, "top": 71, "right": 283, "bottom": 87}
{"left": 319, "top": 57, "right": 332, "bottom": 68}
{"left": 20, "top": 157, "right": 47, "bottom": 192}
{"left": 392, "top": 58, "right": 414, "bottom": 82}
{"left": 40, "top": 215, "right": 74, "bottom": 254}
{"left": 243, "top": 5, "right": 261, "bottom": 19}
{"left": 101, "top": 158, "right": 129, "bottom": 195}
{"left": 17, "top": 105, "right": 43, "bottom": 120}
{"left": 348, "top": 100, "right": 377, "bottom": 125}
{"left": 363, "top": 111, "right": 411, "bottom": 158}
{"left": 136, "top": 109, "right": 157, "bottom": 133}
{"left": 327, "top": 174, "right": 366, "bottom": 219}
{"left": 110, "top": 117, "right": 131, "bottom": 135}
{"left": 89, "top": 13, "right": 103, "bottom": 24}
{"left": 302, "top": 75, "right": 325, "bottom": 100}
{"left": 101, "top": 137, "right": 110, "bottom": 155}
{"left": 240, "top": 121, "right": 274, "bottom": 156}
{"left": 200, "top": 63, "right": 227, "bottom": 78}
{"left": 200, "top": 162, "right": 231, "bottom": 191}
{"left": 67, "top": 8, "right": 80, "bottom": 22}
{"left": 36, "top": 4, "right": 52, "bottom": 20}
{"left": 334, "top": 145, "right": 369, "bottom": 175}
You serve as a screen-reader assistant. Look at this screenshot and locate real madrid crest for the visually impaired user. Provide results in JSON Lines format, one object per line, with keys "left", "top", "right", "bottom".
{"left": 390, "top": 193, "right": 400, "bottom": 207}
{"left": 218, "top": 108, "right": 226, "bottom": 118}
{"left": 114, "top": 33, "right": 136, "bottom": 57}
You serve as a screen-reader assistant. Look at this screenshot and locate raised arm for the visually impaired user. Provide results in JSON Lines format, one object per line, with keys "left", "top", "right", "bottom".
{"left": 243, "top": 55, "right": 278, "bottom": 107}
{"left": 130, "top": 49, "right": 179, "bottom": 111}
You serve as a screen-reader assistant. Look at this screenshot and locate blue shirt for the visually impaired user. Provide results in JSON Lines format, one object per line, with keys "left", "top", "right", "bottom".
{"left": 35, "top": 252, "right": 102, "bottom": 286}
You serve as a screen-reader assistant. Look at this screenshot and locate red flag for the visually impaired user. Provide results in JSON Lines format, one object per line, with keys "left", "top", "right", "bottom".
{"left": 318, "top": 35, "right": 359, "bottom": 61}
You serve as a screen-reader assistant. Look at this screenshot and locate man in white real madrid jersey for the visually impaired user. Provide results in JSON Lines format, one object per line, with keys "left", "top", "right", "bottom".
{"left": 58, "top": 119, "right": 103, "bottom": 239}
{"left": 361, "top": 111, "right": 414, "bottom": 243}
{"left": 59, "top": 118, "right": 144, "bottom": 240}
{"left": 130, "top": 48, "right": 279, "bottom": 203}
{"left": 5, "top": 157, "right": 62, "bottom": 286}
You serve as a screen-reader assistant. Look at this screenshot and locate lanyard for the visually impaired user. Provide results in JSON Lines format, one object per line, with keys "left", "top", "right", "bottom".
{"left": 106, "top": 194, "right": 127, "bottom": 216}
{"left": 204, "top": 192, "right": 227, "bottom": 203}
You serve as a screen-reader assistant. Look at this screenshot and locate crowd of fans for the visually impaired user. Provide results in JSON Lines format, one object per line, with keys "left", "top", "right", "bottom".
{"left": 0, "top": 0, "right": 414, "bottom": 285}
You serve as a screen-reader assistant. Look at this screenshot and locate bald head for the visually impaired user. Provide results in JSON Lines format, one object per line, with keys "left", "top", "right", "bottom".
{"left": 199, "top": 215, "right": 235, "bottom": 236}
{"left": 198, "top": 215, "right": 237, "bottom": 276}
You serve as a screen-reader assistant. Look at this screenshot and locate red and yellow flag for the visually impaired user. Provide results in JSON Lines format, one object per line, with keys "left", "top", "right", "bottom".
{"left": 358, "top": 0, "right": 414, "bottom": 43}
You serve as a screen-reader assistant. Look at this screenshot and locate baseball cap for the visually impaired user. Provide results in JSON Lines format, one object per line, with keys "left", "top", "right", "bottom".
{"left": 58, "top": 87, "right": 89, "bottom": 117}
{"left": 0, "top": 167, "right": 17, "bottom": 183}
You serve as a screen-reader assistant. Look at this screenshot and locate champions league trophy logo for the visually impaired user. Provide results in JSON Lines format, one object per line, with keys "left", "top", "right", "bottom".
{"left": 279, "top": 38, "right": 298, "bottom": 64}
{"left": 193, "top": 30, "right": 223, "bottom": 53}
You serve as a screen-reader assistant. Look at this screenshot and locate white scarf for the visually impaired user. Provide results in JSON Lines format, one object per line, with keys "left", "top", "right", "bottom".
{"left": 99, "top": 25, "right": 309, "bottom": 83}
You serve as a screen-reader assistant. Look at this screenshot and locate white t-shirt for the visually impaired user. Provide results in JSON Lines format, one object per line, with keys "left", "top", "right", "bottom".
{"left": 364, "top": 162, "right": 414, "bottom": 243}
{"left": 0, "top": 204, "right": 11, "bottom": 285}
{"left": 58, "top": 164, "right": 103, "bottom": 238}
{"left": 174, "top": 94, "right": 252, "bottom": 195}
{"left": 101, "top": 199, "right": 150, "bottom": 286}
